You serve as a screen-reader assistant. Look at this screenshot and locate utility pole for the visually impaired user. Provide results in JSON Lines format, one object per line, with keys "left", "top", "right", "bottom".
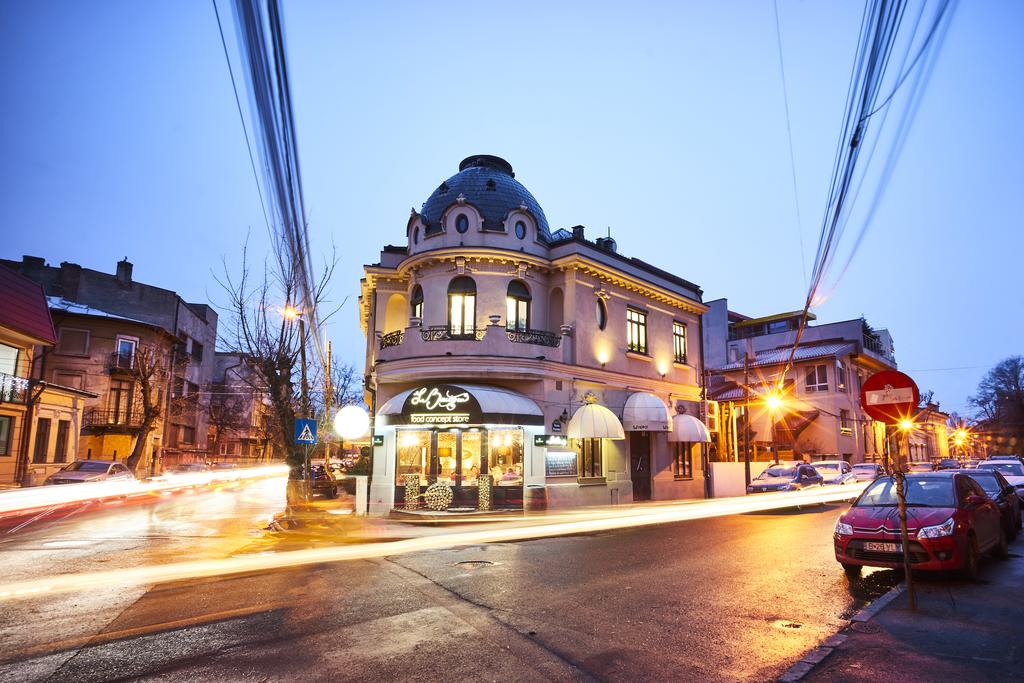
{"left": 743, "top": 350, "right": 751, "bottom": 487}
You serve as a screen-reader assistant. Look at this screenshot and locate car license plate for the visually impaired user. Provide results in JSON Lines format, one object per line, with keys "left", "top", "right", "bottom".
{"left": 864, "top": 542, "right": 900, "bottom": 552}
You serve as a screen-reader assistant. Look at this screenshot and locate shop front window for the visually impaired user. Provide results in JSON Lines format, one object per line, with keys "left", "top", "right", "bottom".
{"left": 576, "top": 438, "right": 603, "bottom": 479}
{"left": 461, "top": 431, "right": 483, "bottom": 485}
{"left": 396, "top": 430, "right": 431, "bottom": 485}
{"left": 489, "top": 428, "right": 524, "bottom": 486}
{"left": 673, "top": 442, "right": 694, "bottom": 479}
{"left": 437, "top": 431, "right": 458, "bottom": 484}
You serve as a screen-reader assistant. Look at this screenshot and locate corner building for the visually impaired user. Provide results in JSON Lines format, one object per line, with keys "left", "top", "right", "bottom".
{"left": 360, "top": 156, "right": 709, "bottom": 514}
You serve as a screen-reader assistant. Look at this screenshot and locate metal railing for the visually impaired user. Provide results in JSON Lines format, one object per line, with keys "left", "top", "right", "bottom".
{"left": 420, "top": 326, "right": 485, "bottom": 342}
{"left": 862, "top": 333, "right": 893, "bottom": 360}
{"left": 506, "top": 328, "right": 561, "bottom": 348}
{"left": 0, "top": 372, "right": 29, "bottom": 404}
{"left": 82, "top": 408, "right": 145, "bottom": 429}
{"left": 380, "top": 330, "right": 404, "bottom": 349}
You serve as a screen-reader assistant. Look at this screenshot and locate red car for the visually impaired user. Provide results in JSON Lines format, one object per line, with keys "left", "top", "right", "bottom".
{"left": 834, "top": 472, "right": 1008, "bottom": 579}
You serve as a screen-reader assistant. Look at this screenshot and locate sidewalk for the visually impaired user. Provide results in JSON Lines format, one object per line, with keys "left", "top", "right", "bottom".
{"left": 800, "top": 537, "right": 1024, "bottom": 682}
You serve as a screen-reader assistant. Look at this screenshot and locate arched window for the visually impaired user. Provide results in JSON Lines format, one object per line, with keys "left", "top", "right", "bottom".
{"left": 506, "top": 280, "right": 531, "bottom": 332}
{"left": 447, "top": 277, "right": 476, "bottom": 336}
{"left": 410, "top": 285, "right": 423, "bottom": 320}
{"left": 413, "top": 226, "right": 419, "bottom": 244}
{"left": 596, "top": 298, "right": 608, "bottom": 330}
{"left": 455, "top": 214, "right": 469, "bottom": 233}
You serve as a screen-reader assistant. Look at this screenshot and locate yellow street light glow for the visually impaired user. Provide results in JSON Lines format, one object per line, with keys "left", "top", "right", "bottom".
{"left": 899, "top": 419, "right": 915, "bottom": 431}
{"left": 282, "top": 305, "right": 302, "bottom": 320}
{"left": 765, "top": 394, "right": 783, "bottom": 411}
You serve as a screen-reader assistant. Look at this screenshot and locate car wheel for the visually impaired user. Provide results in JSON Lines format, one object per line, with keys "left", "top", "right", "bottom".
{"left": 841, "top": 563, "right": 861, "bottom": 578}
{"left": 960, "top": 533, "right": 981, "bottom": 581}
{"left": 994, "top": 528, "right": 1010, "bottom": 560}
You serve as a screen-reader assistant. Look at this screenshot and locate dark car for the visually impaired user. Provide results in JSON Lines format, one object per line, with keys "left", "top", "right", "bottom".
{"left": 308, "top": 464, "right": 339, "bottom": 499}
{"left": 747, "top": 464, "right": 823, "bottom": 493}
{"left": 936, "top": 458, "right": 960, "bottom": 471}
{"left": 904, "top": 461, "right": 935, "bottom": 473}
{"left": 959, "top": 469, "right": 1022, "bottom": 540}
{"left": 834, "top": 473, "right": 1008, "bottom": 579}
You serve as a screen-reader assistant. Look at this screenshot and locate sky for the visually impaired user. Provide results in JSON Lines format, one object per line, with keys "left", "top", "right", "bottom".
{"left": 1, "top": 0, "right": 1022, "bottom": 416}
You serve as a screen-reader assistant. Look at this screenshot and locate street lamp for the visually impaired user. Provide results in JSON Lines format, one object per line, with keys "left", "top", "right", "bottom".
{"left": 764, "top": 392, "right": 784, "bottom": 464}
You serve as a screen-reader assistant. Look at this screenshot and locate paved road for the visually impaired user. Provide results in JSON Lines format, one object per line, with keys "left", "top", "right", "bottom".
{"left": 0, "top": 482, "right": 901, "bottom": 682}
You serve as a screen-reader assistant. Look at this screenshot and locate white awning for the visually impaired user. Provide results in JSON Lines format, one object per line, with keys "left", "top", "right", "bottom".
{"left": 567, "top": 403, "right": 625, "bottom": 440}
{"left": 377, "top": 383, "right": 544, "bottom": 426}
{"left": 668, "top": 414, "right": 711, "bottom": 443}
{"left": 622, "top": 392, "right": 670, "bottom": 431}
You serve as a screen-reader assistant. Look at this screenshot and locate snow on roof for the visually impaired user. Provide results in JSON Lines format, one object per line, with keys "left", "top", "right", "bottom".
{"left": 716, "top": 342, "right": 856, "bottom": 372}
{"left": 47, "top": 297, "right": 154, "bottom": 327}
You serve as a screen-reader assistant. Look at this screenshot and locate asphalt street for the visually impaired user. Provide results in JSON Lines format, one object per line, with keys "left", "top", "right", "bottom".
{"left": 0, "top": 480, "right": 901, "bottom": 682}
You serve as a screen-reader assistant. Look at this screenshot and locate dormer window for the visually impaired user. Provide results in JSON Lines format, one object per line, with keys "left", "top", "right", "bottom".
{"left": 455, "top": 214, "right": 469, "bottom": 233}
{"left": 515, "top": 221, "right": 527, "bottom": 239}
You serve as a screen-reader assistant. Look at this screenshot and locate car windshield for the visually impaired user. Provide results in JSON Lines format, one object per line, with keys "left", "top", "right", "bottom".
{"left": 852, "top": 464, "right": 877, "bottom": 471}
{"left": 755, "top": 467, "right": 796, "bottom": 480}
{"left": 815, "top": 464, "right": 840, "bottom": 472}
{"left": 62, "top": 461, "right": 110, "bottom": 473}
{"left": 856, "top": 477, "right": 956, "bottom": 507}
{"left": 979, "top": 463, "right": 1023, "bottom": 476}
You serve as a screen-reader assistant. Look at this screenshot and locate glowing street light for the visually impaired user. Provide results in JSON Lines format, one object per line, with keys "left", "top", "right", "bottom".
{"left": 765, "top": 393, "right": 783, "bottom": 412}
{"left": 898, "top": 418, "right": 915, "bottom": 432}
{"left": 334, "top": 405, "right": 370, "bottom": 440}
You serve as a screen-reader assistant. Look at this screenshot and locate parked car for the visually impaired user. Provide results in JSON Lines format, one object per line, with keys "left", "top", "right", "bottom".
{"left": 851, "top": 463, "right": 885, "bottom": 482}
{"left": 834, "top": 472, "right": 1008, "bottom": 579}
{"left": 977, "top": 461, "right": 1024, "bottom": 504}
{"left": 813, "top": 460, "right": 856, "bottom": 485}
{"left": 963, "top": 459, "right": 982, "bottom": 469}
{"left": 44, "top": 460, "right": 136, "bottom": 485}
{"left": 987, "top": 455, "right": 1023, "bottom": 465}
{"left": 173, "top": 463, "right": 211, "bottom": 473}
{"left": 211, "top": 462, "right": 239, "bottom": 470}
{"left": 308, "top": 464, "right": 339, "bottom": 499}
{"left": 936, "top": 458, "right": 960, "bottom": 471}
{"left": 747, "top": 464, "right": 823, "bottom": 493}
{"left": 905, "top": 461, "right": 935, "bottom": 473}
{"left": 958, "top": 469, "right": 1022, "bottom": 540}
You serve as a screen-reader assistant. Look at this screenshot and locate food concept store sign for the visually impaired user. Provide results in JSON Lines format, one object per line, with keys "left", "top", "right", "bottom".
{"left": 400, "top": 385, "right": 482, "bottom": 426}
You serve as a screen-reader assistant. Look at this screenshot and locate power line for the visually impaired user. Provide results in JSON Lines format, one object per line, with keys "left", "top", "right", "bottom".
{"left": 772, "top": 0, "right": 808, "bottom": 291}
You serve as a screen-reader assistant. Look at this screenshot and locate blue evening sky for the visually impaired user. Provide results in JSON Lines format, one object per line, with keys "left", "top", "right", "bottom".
{"left": 1, "top": 1, "right": 1021, "bottom": 415}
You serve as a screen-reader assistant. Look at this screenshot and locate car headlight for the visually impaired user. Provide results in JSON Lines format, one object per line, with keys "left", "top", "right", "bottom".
{"left": 835, "top": 520, "right": 854, "bottom": 536}
{"left": 917, "top": 517, "right": 956, "bottom": 539}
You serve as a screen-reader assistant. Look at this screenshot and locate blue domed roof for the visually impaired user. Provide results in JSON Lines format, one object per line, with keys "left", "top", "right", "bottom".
{"left": 420, "top": 155, "right": 550, "bottom": 238}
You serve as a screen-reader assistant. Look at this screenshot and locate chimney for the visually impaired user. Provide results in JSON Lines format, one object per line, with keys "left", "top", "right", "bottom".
{"left": 22, "top": 255, "right": 45, "bottom": 280}
{"left": 571, "top": 225, "right": 585, "bottom": 240}
{"left": 59, "top": 261, "right": 82, "bottom": 301}
{"left": 595, "top": 237, "right": 618, "bottom": 253}
{"left": 116, "top": 257, "right": 133, "bottom": 286}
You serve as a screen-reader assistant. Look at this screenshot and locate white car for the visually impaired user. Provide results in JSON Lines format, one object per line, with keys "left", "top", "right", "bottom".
{"left": 812, "top": 460, "right": 856, "bottom": 485}
{"left": 44, "top": 460, "right": 136, "bottom": 485}
{"left": 977, "top": 460, "right": 1024, "bottom": 502}
{"left": 850, "top": 463, "right": 884, "bottom": 482}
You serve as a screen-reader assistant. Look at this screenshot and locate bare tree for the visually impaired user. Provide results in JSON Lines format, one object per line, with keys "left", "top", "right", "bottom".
{"left": 215, "top": 243, "right": 339, "bottom": 472}
{"left": 125, "top": 344, "right": 174, "bottom": 473}
{"left": 207, "top": 388, "right": 250, "bottom": 457}
{"left": 970, "top": 356, "right": 1024, "bottom": 452}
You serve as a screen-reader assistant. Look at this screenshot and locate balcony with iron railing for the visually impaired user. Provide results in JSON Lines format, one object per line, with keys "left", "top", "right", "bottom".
{"left": 862, "top": 333, "right": 894, "bottom": 363}
{"left": 0, "top": 372, "right": 30, "bottom": 404}
{"left": 82, "top": 407, "right": 145, "bottom": 430}
{"left": 376, "top": 320, "right": 567, "bottom": 364}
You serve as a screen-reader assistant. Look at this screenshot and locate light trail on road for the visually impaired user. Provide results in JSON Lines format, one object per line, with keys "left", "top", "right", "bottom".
{"left": 0, "top": 483, "right": 865, "bottom": 601}
{"left": 0, "top": 466, "right": 288, "bottom": 520}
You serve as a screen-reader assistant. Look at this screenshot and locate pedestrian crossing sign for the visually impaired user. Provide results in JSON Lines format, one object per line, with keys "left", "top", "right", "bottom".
{"left": 295, "top": 419, "right": 318, "bottom": 444}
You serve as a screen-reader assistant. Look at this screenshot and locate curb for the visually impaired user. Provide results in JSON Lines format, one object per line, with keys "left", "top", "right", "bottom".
{"left": 776, "top": 582, "right": 904, "bottom": 683}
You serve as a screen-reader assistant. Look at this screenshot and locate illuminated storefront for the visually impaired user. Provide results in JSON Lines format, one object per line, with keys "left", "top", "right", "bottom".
{"left": 375, "top": 384, "right": 543, "bottom": 509}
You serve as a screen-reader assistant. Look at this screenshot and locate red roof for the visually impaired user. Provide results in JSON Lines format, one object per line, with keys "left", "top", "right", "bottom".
{"left": 0, "top": 265, "right": 57, "bottom": 345}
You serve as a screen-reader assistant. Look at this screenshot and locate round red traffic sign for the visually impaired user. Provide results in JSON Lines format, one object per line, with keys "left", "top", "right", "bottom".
{"left": 860, "top": 370, "right": 919, "bottom": 425}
